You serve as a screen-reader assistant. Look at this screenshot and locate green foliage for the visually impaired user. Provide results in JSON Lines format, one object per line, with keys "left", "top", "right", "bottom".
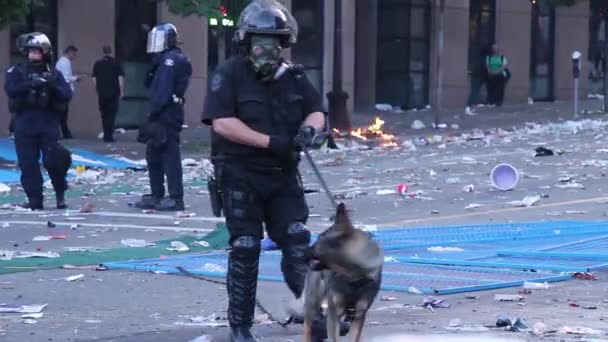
{"left": 165, "top": 0, "right": 223, "bottom": 18}
{"left": 0, "top": 0, "right": 29, "bottom": 29}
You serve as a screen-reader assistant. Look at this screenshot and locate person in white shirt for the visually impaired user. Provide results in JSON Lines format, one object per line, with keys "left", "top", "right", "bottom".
{"left": 55, "top": 45, "right": 79, "bottom": 139}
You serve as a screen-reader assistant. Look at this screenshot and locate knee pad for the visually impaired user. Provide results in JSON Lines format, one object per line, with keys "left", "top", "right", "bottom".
{"left": 43, "top": 144, "right": 72, "bottom": 174}
{"left": 231, "top": 235, "right": 261, "bottom": 258}
{"left": 286, "top": 222, "right": 311, "bottom": 246}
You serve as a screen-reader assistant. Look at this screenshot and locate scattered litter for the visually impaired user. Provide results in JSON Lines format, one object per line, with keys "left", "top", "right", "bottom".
{"left": 546, "top": 210, "right": 587, "bottom": 216}
{"left": 22, "top": 319, "right": 37, "bottom": 324}
{"left": 376, "top": 189, "right": 396, "bottom": 195}
{"left": 496, "top": 316, "right": 512, "bottom": 327}
{"left": 444, "top": 177, "right": 461, "bottom": 184}
{"left": 0, "top": 183, "right": 10, "bottom": 193}
{"left": 448, "top": 318, "right": 462, "bottom": 327}
{"left": 532, "top": 322, "right": 547, "bottom": 335}
{"left": 21, "top": 313, "right": 43, "bottom": 319}
{"left": 1, "top": 223, "right": 8, "bottom": 228}
{"left": 535, "top": 146, "right": 558, "bottom": 157}
{"left": 508, "top": 195, "right": 541, "bottom": 208}
{"left": 410, "top": 120, "right": 426, "bottom": 130}
{"left": 396, "top": 184, "right": 408, "bottom": 195}
{"left": 32, "top": 236, "right": 52, "bottom": 242}
{"left": 555, "top": 182, "right": 585, "bottom": 189}
{"left": 523, "top": 281, "right": 549, "bottom": 290}
{"left": 375, "top": 103, "right": 393, "bottom": 111}
{"left": 408, "top": 287, "right": 424, "bottom": 295}
{"left": 65, "top": 274, "right": 85, "bottom": 282}
{"left": 422, "top": 296, "right": 450, "bottom": 312}
{"left": 509, "top": 318, "right": 529, "bottom": 332}
{"left": 47, "top": 221, "right": 56, "bottom": 228}
{"left": 464, "top": 295, "right": 479, "bottom": 300}
{"left": 84, "top": 320, "right": 102, "bottom": 324}
{"left": 427, "top": 246, "right": 464, "bottom": 253}
{"left": 176, "top": 211, "right": 196, "bottom": 218}
{"left": 193, "top": 241, "right": 210, "bottom": 248}
{"left": 494, "top": 294, "right": 525, "bottom": 302}
{"left": 380, "top": 296, "right": 397, "bottom": 302}
{"left": 558, "top": 326, "right": 603, "bottom": 335}
{"left": 0, "top": 304, "right": 47, "bottom": 314}
{"left": 190, "top": 336, "right": 212, "bottom": 342}
{"left": 0, "top": 251, "right": 59, "bottom": 261}
{"left": 465, "top": 203, "right": 482, "bottom": 210}
{"left": 462, "top": 184, "right": 474, "bottom": 192}
{"left": 79, "top": 203, "right": 95, "bottom": 213}
{"left": 121, "top": 239, "right": 154, "bottom": 248}
{"left": 558, "top": 176, "right": 572, "bottom": 183}
{"left": 573, "top": 272, "right": 598, "bottom": 280}
{"left": 167, "top": 241, "right": 190, "bottom": 252}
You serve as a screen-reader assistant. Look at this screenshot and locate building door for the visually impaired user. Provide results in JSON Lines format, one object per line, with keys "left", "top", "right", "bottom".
{"left": 291, "top": 0, "right": 324, "bottom": 93}
{"left": 468, "top": 0, "right": 495, "bottom": 105}
{"left": 114, "top": 0, "right": 157, "bottom": 129}
{"left": 530, "top": 0, "right": 555, "bottom": 101}
{"left": 589, "top": 0, "right": 607, "bottom": 88}
{"left": 376, "top": 0, "right": 430, "bottom": 110}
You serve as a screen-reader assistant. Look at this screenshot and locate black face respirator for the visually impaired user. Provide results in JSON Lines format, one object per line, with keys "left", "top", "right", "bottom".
{"left": 249, "top": 35, "right": 282, "bottom": 82}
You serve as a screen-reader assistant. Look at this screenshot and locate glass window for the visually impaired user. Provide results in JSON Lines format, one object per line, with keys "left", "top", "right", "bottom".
{"left": 9, "top": 0, "right": 58, "bottom": 64}
{"left": 114, "top": 0, "right": 157, "bottom": 129}
{"left": 291, "top": 0, "right": 324, "bottom": 93}
{"left": 376, "top": 0, "right": 430, "bottom": 109}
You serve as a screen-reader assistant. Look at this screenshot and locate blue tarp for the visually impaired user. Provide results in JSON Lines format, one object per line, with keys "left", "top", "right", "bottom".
{"left": 0, "top": 139, "right": 143, "bottom": 183}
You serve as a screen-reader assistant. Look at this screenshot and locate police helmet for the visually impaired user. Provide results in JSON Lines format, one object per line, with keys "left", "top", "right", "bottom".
{"left": 235, "top": 0, "right": 298, "bottom": 48}
{"left": 147, "top": 23, "right": 179, "bottom": 53}
{"left": 17, "top": 32, "right": 53, "bottom": 58}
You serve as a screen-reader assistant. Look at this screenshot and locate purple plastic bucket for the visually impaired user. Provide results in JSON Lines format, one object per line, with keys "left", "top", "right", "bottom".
{"left": 490, "top": 163, "right": 519, "bottom": 191}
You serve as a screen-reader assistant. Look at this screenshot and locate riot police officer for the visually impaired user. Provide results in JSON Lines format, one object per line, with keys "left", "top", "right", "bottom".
{"left": 135, "top": 23, "right": 192, "bottom": 211}
{"left": 4, "top": 32, "right": 72, "bottom": 210}
{"left": 202, "top": 1, "right": 329, "bottom": 341}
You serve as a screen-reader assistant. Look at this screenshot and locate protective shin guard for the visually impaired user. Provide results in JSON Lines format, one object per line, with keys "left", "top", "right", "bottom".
{"left": 281, "top": 222, "right": 312, "bottom": 298}
{"left": 227, "top": 236, "right": 261, "bottom": 329}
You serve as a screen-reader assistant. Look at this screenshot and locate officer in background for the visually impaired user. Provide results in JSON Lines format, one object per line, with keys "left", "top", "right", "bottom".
{"left": 202, "top": 1, "right": 331, "bottom": 340}
{"left": 135, "top": 23, "right": 192, "bottom": 212}
{"left": 3, "top": 33, "right": 73, "bottom": 210}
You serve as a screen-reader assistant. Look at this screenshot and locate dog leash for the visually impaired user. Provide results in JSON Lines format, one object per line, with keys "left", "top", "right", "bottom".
{"left": 303, "top": 148, "right": 338, "bottom": 209}
{"left": 175, "top": 266, "right": 291, "bottom": 327}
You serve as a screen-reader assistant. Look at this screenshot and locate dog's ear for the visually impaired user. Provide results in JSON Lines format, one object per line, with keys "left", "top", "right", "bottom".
{"left": 335, "top": 203, "right": 353, "bottom": 229}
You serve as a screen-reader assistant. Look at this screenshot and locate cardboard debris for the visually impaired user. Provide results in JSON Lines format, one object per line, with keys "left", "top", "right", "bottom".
{"left": 0, "top": 304, "right": 47, "bottom": 314}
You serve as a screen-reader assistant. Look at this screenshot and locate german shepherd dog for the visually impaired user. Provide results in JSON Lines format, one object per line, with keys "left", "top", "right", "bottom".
{"left": 296, "top": 203, "right": 384, "bottom": 342}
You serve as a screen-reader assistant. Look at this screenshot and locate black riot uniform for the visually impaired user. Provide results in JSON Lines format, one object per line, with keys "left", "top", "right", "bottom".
{"left": 135, "top": 23, "right": 192, "bottom": 211}
{"left": 3, "top": 32, "right": 73, "bottom": 210}
{"left": 202, "top": 1, "right": 326, "bottom": 341}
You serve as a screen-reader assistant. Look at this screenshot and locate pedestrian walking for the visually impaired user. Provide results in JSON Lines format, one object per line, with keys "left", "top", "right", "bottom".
{"left": 55, "top": 45, "right": 79, "bottom": 139}
{"left": 92, "top": 45, "right": 125, "bottom": 142}
{"left": 4, "top": 32, "right": 73, "bottom": 210}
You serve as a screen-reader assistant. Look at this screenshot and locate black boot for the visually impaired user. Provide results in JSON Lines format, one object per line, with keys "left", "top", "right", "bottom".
{"left": 230, "top": 326, "right": 258, "bottom": 342}
{"left": 20, "top": 198, "right": 43, "bottom": 211}
{"left": 227, "top": 236, "right": 261, "bottom": 342}
{"left": 56, "top": 192, "right": 67, "bottom": 209}
{"left": 154, "top": 197, "right": 185, "bottom": 211}
{"left": 134, "top": 194, "right": 161, "bottom": 209}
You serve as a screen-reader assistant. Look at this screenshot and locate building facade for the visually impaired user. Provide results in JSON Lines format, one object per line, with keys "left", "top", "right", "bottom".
{"left": 0, "top": 0, "right": 593, "bottom": 137}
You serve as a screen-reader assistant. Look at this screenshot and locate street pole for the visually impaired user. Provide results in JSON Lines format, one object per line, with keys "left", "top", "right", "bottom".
{"left": 327, "top": 0, "right": 351, "bottom": 132}
{"left": 572, "top": 51, "right": 581, "bottom": 118}
{"left": 604, "top": 20, "right": 608, "bottom": 112}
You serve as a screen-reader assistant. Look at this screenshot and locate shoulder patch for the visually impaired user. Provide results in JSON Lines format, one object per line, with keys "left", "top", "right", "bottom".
{"left": 7, "top": 66, "right": 15, "bottom": 73}
{"left": 210, "top": 73, "right": 223, "bottom": 92}
{"left": 164, "top": 58, "right": 175, "bottom": 67}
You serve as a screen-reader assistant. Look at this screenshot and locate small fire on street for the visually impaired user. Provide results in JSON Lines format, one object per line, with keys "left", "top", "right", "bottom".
{"left": 333, "top": 116, "right": 398, "bottom": 147}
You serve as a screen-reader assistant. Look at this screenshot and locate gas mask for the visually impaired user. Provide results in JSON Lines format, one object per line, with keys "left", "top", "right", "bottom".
{"left": 249, "top": 35, "right": 282, "bottom": 82}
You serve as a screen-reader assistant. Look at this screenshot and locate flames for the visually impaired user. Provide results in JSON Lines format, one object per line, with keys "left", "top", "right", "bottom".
{"left": 333, "top": 117, "right": 397, "bottom": 147}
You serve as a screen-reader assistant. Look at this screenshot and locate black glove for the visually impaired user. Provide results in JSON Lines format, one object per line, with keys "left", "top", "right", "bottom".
{"left": 294, "top": 126, "right": 316, "bottom": 149}
{"left": 269, "top": 135, "right": 294, "bottom": 158}
{"left": 30, "top": 75, "right": 47, "bottom": 89}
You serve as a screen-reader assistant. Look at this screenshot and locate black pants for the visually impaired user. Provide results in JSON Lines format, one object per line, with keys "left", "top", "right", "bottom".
{"left": 487, "top": 74, "right": 506, "bottom": 106}
{"left": 145, "top": 127, "right": 183, "bottom": 200}
{"left": 14, "top": 116, "right": 67, "bottom": 203}
{"left": 220, "top": 162, "right": 310, "bottom": 328}
{"left": 59, "top": 104, "right": 72, "bottom": 138}
{"left": 98, "top": 96, "right": 119, "bottom": 140}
